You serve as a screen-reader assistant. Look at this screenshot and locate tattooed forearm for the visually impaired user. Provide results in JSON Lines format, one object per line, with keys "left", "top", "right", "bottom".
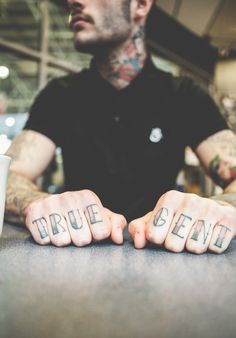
{"left": 5, "top": 170, "right": 49, "bottom": 224}
{"left": 206, "top": 130, "right": 236, "bottom": 158}
{"left": 210, "top": 192, "right": 236, "bottom": 209}
{"left": 209, "top": 155, "right": 236, "bottom": 188}
{"left": 6, "top": 131, "right": 38, "bottom": 164}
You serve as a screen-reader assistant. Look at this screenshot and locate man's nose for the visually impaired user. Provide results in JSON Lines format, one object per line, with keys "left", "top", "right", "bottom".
{"left": 67, "top": 1, "right": 85, "bottom": 10}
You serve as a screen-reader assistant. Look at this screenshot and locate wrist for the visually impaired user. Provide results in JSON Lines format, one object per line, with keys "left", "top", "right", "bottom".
{"left": 210, "top": 193, "right": 236, "bottom": 209}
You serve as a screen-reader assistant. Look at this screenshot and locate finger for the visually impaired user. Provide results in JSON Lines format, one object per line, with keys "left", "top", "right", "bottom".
{"left": 164, "top": 194, "right": 202, "bottom": 252}
{"left": 25, "top": 202, "right": 51, "bottom": 245}
{"left": 105, "top": 208, "right": 127, "bottom": 244}
{"left": 41, "top": 195, "right": 71, "bottom": 247}
{"left": 185, "top": 199, "right": 221, "bottom": 254}
{"left": 80, "top": 190, "right": 111, "bottom": 241}
{"left": 128, "top": 213, "right": 151, "bottom": 249}
{"left": 208, "top": 222, "right": 234, "bottom": 254}
{"left": 185, "top": 218, "right": 215, "bottom": 254}
{"left": 145, "top": 190, "right": 183, "bottom": 245}
{"left": 59, "top": 192, "right": 92, "bottom": 247}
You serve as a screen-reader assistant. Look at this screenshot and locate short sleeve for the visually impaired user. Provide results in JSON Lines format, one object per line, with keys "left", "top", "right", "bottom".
{"left": 177, "top": 78, "right": 229, "bottom": 150}
{"left": 24, "top": 78, "right": 65, "bottom": 146}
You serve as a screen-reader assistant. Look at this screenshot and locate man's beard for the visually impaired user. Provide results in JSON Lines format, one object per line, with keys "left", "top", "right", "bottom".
{"left": 74, "top": 38, "right": 127, "bottom": 55}
{"left": 73, "top": 0, "right": 132, "bottom": 55}
{"left": 121, "top": 0, "right": 131, "bottom": 23}
{"left": 73, "top": 30, "right": 131, "bottom": 55}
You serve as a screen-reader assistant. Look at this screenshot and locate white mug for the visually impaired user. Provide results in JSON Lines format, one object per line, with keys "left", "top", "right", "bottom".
{"left": 0, "top": 155, "right": 11, "bottom": 236}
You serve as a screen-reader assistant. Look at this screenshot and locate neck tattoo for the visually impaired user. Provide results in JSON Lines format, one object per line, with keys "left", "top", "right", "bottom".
{"left": 96, "top": 25, "right": 147, "bottom": 90}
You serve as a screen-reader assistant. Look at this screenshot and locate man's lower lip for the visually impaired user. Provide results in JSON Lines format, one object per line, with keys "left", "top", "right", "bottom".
{"left": 72, "top": 20, "right": 89, "bottom": 28}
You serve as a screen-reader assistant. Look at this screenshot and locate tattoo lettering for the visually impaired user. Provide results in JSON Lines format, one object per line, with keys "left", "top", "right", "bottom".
{"left": 32, "top": 217, "right": 49, "bottom": 239}
{"left": 209, "top": 155, "right": 236, "bottom": 188}
{"left": 86, "top": 204, "right": 103, "bottom": 224}
{"left": 153, "top": 207, "right": 169, "bottom": 227}
{"left": 190, "top": 220, "right": 211, "bottom": 244}
{"left": 67, "top": 209, "right": 83, "bottom": 230}
{"left": 49, "top": 213, "right": 66, "bottom": 235}
{"left": 172, "top": 213, "right": 192, "bottom": 239}
{"left": 214, "top": 224, "right": 232, "bottom": 248}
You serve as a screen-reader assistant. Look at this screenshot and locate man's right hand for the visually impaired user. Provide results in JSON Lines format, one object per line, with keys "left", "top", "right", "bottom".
{"left": 24, "top": 190, "right": 127, "bottom": 247}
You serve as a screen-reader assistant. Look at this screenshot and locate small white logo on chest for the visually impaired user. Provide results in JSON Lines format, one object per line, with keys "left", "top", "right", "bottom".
{"left": 149, "top": 127, "right": 163, "bottom": 143}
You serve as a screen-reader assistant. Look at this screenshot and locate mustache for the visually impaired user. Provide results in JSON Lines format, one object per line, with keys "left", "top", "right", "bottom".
{"left": 69, "top": 7, "right": 93, "bottom": 26}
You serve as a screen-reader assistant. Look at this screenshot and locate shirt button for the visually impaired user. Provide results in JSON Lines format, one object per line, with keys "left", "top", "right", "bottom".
{"left": 114, "top": 115, "right": 120, "bottom": 123}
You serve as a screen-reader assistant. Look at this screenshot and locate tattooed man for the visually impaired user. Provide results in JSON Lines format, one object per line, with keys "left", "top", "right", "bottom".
{"left": 5, "top": 0, "right": 236, "bottom": 253}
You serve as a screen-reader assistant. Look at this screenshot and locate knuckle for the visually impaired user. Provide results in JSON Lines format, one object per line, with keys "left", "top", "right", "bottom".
{"left": 43, "top": 194, "right": 59, "bottom": 206}
{"left": 117, "top": 214, "right": 127, "bottom": 226}
{"left": 146, "top": 229, "right": 153, "bottom": 241}
{"left": 164, "top": 240, "right": 183, "bottom": 253}
{"left": 80, "top": 189, "right": 96, "bottom": 199}
{"left": 167, "top": 189, "right": 180, "bottom": 196}
{"left": 59, "top": 191, "right": 78, "bottom": 206}
{"left": 161, "top": 190, "right": 183, "bottom": 203}
{"left": 93, "top": 228, "right": 110, "bottom": 241}
{"left": 184, "top": 193, "right": 200, "bottom": 206}
{"left": 129, "top": 219, "right": 145, "bottom": 236}
{"left": 222, "top": 209, "right": 236, "bottom": 224}
{"left": 73, "top": 237, "right": 92, "bottom": 247}
{"left": 128, "top": 221, "right": 135, "bottom": 234}
{"left": 60, "top": 191, "right": 73, "bottom": 201}
{"left": 146, "top": 229, "right": 163, "bottom": 244}
{"left": 36, "top": 237, "right": 50, "bottom": 246}
{"left": 186, "top": 242, "right": 206, "bottom": 254}
{"left": 208, "top": 244, "right": 224, "bottom": 254}
{"left": 26, "top": 201, "right": 39, "bottom": 214}
{"left": 128, "top": 219, "right": 138, "bottom": 230}
{"left": 28, "top": 226, "right": 50, "bottom": 245}
{"left": 53, "top": 236, "right": 71, "bottom": 247}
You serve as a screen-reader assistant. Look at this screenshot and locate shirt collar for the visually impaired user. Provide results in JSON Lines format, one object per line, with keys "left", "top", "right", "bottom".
{"left": 88, "top": 55, "right": 157, "bottom": 94}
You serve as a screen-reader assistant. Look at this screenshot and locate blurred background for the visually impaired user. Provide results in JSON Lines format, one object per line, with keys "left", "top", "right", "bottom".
{"left": 0, "top": 0, "right": 236, "bottom": 195}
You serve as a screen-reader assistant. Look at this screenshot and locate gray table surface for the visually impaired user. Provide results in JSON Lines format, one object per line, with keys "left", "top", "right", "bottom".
{"left": 0, "top": 222, "right": 236, "bottom": 338}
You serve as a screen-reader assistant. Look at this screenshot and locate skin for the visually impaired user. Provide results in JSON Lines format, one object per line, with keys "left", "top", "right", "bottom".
{"left": 5, "top": 0, "right": 236, "bottom": 252}
{"left": 68, "top": 0, "right": 149, "bottom": 89}
{"left": 129, "top": 130, "right": 236, "bottom": 253}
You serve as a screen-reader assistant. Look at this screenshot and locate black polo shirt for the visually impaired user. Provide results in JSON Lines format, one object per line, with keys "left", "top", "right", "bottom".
{"left": 24, "top": 58, "right": 228, "bottom": 220}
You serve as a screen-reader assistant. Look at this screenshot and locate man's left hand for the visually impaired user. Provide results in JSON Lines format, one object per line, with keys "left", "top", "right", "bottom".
{"left": 128, "top": 190, "right": 236, "bottom": 254}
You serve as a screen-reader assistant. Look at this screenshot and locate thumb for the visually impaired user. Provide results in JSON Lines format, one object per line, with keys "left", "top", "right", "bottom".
{"left": 104, "top": 208, "right": 127, "bottom": 244}
{"left": 128, "top": 212, "right": 152, "bottom": 249}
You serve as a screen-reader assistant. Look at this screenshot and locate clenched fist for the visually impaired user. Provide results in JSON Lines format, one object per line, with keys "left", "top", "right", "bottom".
{"left": 129, "top": 190, "right": 236, "bottom": 254}
{"left": 24, "top": 190, "right": 127, "bottom": 247}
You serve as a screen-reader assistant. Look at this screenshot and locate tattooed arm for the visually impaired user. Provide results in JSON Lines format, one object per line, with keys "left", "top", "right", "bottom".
{"left": 5, "top": 130, "right": 127, "bottom": 246}
{"left": 195, "top": 129, "right": 236, "bottom": 207}
{"left": 128, "top": 129, "right": 236, "bottom": 254}
{"left": 5, "top": 130, "right": 56, "bottom": 224}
